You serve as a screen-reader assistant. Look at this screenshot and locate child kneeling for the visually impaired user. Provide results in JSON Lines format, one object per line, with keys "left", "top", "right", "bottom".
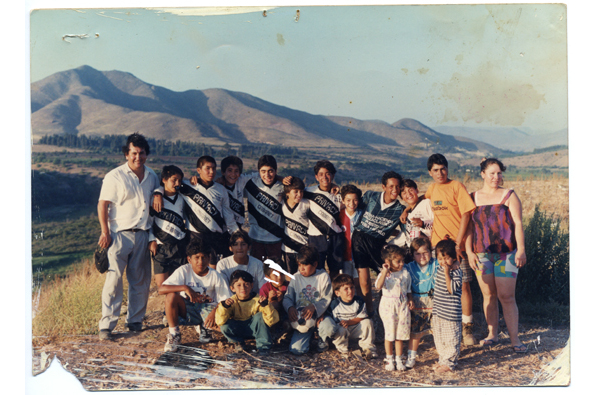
{"left": 159, "top": 241, "right": 231, "bottom": 352}
{"left": 215, "top": 270, "right": 279, "bottom": 355}
{"left": 318, "top": 274, "right": 377, "bottom": 358}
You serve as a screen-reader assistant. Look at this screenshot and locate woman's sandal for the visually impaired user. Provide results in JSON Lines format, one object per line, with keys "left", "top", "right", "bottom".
{"left": 513, "top": 344, "right": 528, "bottom": 353}
{"left": 480, "top": 338, "right": 499, "bottom": 347}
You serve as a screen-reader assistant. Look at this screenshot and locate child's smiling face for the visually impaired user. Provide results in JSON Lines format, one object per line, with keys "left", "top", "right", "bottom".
{"left": 287, "top": 188, "right": 303, "bottom": 206}
{"left": 230, "top": 278, "right": 253, "bottom": 300}
{"left": 400, "top": 186, "right": 419, "bottom": 207}
{"left": 268, "top": 270, "right": 285, "bottom": 287}
{"left": 343, "top": 193, "right": 359, "bottom": 214}
{"left": 437, "top": 252, "right": 456, "bottom": 268}
{"left": 413, "top": 245, "right": 432, "bottom": 267}
{"left": 315, "top": 167, "right": 334, "bottom": 191}
{"left": 385, "top": 255, "right": 405, "bottom": 272}
{"left": 334, "top": 283, "right": 355, "bottom": 303}
{"left": 259, "top": 165, "right": 276, "bottom": 185}
{"left": 224, "top": 164, "right": 241, "bottom": 186}
{"left": 382, "top": 178, "right": 401, "bottom": 203}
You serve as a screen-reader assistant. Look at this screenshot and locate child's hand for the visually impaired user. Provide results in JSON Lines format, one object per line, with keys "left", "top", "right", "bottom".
{"left": 288, "top": 307, "right": 298, "bottom": 322}
{"left": 382, "top": 263, "right": 390, "bottom": 272}
{"left": 339, "top": 320, "right": 349, "bottom": 328}
{"left": 268, "top": 290, "right": 277, "bottom": 301}
{"left": 467, "top": 251, "right": 480, "bottom": 271}
{"left": 408, "top": 299, "right": 414, "bottom": 310}
{"left": 400, "top": 209, "right": 409, "bottom": 224}
{"left": 152, "top": 194, "right": 163, "bottom": 213}
{"left": 148, "top": 241, "right": 157, "bottom": 256}
{"left": 331, "top": 184, "right": 340, "bottom": 195}
{"left": 276, "top": 291, "right": 284, "bottom": 302}
{"left": 190, "top": 175, "right": 198, "bottom": 185}
{"left": 302, "top": 304, "right": 316, "bottom": 320}
{"left": 259, "top": 295, "right": 267, "bottom": 303}
{"left": 185, "top": 288, "right": 203, "bottom": 303}
{"left": 224, "top": 298, "right": 235, "bottom": 307}
{"left": 410, "top": 217, "right": 424, "bottom": 228}
{"left": 282, "top": 176, "right": 292, "bottom": 186}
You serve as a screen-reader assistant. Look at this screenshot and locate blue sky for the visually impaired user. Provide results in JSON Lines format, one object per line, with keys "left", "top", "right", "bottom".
{"left": 30, "top": 3, "right": 567, "bottom": 133}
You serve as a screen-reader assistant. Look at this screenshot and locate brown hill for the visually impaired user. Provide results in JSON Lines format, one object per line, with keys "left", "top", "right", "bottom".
{"left": 31, "top": 65, "right": 507, "bottom": 158}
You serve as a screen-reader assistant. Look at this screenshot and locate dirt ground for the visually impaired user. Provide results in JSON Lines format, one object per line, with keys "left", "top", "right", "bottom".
{"left": 31, "top": 284, "right": 570, "bottom": 390}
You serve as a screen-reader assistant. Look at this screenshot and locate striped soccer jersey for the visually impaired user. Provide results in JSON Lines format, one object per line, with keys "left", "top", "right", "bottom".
{"left": 304, "top": 185, "right": 343, "bottom": 237}
{"left": 282, "top": 199, "right": 310, "bottom": 253}
{"left": 244, "top": 176, "right": 285, "bottom": 243}
{"left": 179, "top": 180, "right": 238, "bottom": 236}
{"left": 355, "top": 191, "right": 406, "bottom": 240}
{"left": 223, "top": 173, "right": 254, "bottom": 228}
{"left": 149, "top": 192, "right": 187, "bottom": 245}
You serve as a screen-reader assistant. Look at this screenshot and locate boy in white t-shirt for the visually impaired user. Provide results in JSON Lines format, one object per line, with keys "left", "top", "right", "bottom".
{"left": 159, "top": 241, "right": 231, "bottom": 352}
{"left": 216, "top": 230, "right": 265, "bottom": 294}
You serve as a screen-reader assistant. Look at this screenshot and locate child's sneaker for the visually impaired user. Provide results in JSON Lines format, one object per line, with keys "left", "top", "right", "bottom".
{"left": 405, "top": 356, "right": 416, "bottom": 369}
{"left": 164, "top": 333, "right": 181, "bottom": 352}
{"left": 317, "top": 338, "right": 329, "bottom": 353}
{"left": 195, "top": 325, "right": 211, "bottom": 343}
{"left": 384, "top": 356, "right": 395, "bottom": 371}
{"left": 395, "top": 356, "right": 406, "bottom": 371}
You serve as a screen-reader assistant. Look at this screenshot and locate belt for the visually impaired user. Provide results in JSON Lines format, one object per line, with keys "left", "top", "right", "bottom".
{"left": 122, "top": 228, "right": 146, "bottom": 233}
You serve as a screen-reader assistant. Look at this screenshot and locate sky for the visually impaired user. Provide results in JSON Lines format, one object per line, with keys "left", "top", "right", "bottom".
{"left": 29, "top": 3, "right": 567, "bottom": 133}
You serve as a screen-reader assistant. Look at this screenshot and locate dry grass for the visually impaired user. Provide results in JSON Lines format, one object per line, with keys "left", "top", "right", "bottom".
{"left": 32, "top": 259, "right": 128, "bottom": 337}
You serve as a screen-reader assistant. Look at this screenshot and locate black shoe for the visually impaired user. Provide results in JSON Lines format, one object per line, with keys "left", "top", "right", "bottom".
{"left": 127, "top": 322, "right": 143, "bottom": 332}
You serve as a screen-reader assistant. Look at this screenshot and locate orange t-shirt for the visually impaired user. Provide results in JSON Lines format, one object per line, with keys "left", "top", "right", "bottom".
{"left": 425, "top": 180, "right": 476, "bottom": 249}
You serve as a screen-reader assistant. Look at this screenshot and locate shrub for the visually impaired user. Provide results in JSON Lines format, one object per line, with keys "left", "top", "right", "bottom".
{"left": 517, "top": 205, "right": 569, "bottom": 307}
{"left": 32, "top": 259, "right": 128, "bottom": 336}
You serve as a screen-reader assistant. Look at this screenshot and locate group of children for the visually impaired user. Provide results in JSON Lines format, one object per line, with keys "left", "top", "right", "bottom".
{"left": 149, "top": 152, "right": 488, "bottom": 372}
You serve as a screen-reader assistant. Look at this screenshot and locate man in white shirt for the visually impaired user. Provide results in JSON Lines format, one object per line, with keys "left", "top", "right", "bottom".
{"left": 97, "top": 133, "right": 160, "bottom": 340}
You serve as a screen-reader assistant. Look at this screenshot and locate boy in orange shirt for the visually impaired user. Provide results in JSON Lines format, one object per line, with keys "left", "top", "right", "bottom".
{"left": 420, "top": 153, "right": 477, "bottom": 345}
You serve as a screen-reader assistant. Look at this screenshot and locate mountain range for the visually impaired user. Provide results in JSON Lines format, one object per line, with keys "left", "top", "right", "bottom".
{"left": 31, "top": 65, "right": 562, "bottom": 158}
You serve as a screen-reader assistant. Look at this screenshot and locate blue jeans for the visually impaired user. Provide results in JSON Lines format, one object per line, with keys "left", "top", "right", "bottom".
{"left": 220, "top": 312, "right": 273, "bottom": 351}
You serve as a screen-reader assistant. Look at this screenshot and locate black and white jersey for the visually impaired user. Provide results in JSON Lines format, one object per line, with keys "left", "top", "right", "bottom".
{"left": 244, "top": 176, "right": 285, "bottom": 243}
{"left": 304, "top": 185, "right": 343, "bottom": 237}
{"left": 224, "top": 173, "right": 254, "bottom": 228}
{"left": 281, "top": 199, "right": 310, "bottom": 253}
{"left": 149, "top": 192, "right": 187, "bottom": 245}
{"left": 179, "top": 180, "right": 238, "bottom": 235}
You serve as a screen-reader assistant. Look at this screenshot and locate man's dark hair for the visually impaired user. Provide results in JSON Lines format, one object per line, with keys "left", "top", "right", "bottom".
{"left": 160, "top": 165, "right": 184, "bottom": 187}
{"left": 186, "top": 239, "right": 214, "bottom": 257}
{"left": 400, "top": 179, "right": 418, "bottom": 194}
{"left": 313, "top": 160, "right": 336, "bottom": 176}
{"left": 221, "top": 155, "right": 244, "bottom": 174}
{"left": 229, "top": 229, "right": 252, "bottom": 246}
{"left": 230, "top": 269, "right": 254, "bottom": 285}
{"left": 381, "top": 171, "right": 403, "bottom": 186}
{"left": 427, "top": 153, "right": 448, "bottom": 171}
{"left": 332, "top": 273, "right": 354, "bottom": 292}
{"left": 197, "top": 155, "right": 216, "bottom": 169}
{"left": 284, "top": 177, "right": 305, "bottom": 198}
{"left": 121, "top": 133, "right": 150, "bottom": 156}
{"left": 436, "top": 239, "right": 457, "bottom": 260}
{"left": 340, "top": 184, "right": 362, "bottom": 200}
{"left": 297, "top": 245, "right": 319, "bottom": 267}
{"left": 257, "top": 155, "right": 277, "bottom": 171}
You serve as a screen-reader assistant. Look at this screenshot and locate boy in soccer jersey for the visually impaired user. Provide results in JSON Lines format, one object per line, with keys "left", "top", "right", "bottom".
{"left": 303, "top": 160, "right": 345, "bottom": 275}
{"left": 244, "top": 155, "right": 285, "bottom": 262}
{"left": 149, "top": 165, "right": 188, "bottom": 289}
{"left": 421, "top": 153, "right": 477, "bottom": 345}
{"left": 351, "top": 171, "right": 406, "bottom": 315}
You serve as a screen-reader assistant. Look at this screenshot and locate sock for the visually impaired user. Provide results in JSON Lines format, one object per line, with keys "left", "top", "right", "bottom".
{"left": 169, "top": 326, "right": 180, "bottom": 335}
{"left": 407, "top": 350, "right": 417, "bottom": 359}
{"left": 462, "top": 314, "right": 473, "bottom": 324}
